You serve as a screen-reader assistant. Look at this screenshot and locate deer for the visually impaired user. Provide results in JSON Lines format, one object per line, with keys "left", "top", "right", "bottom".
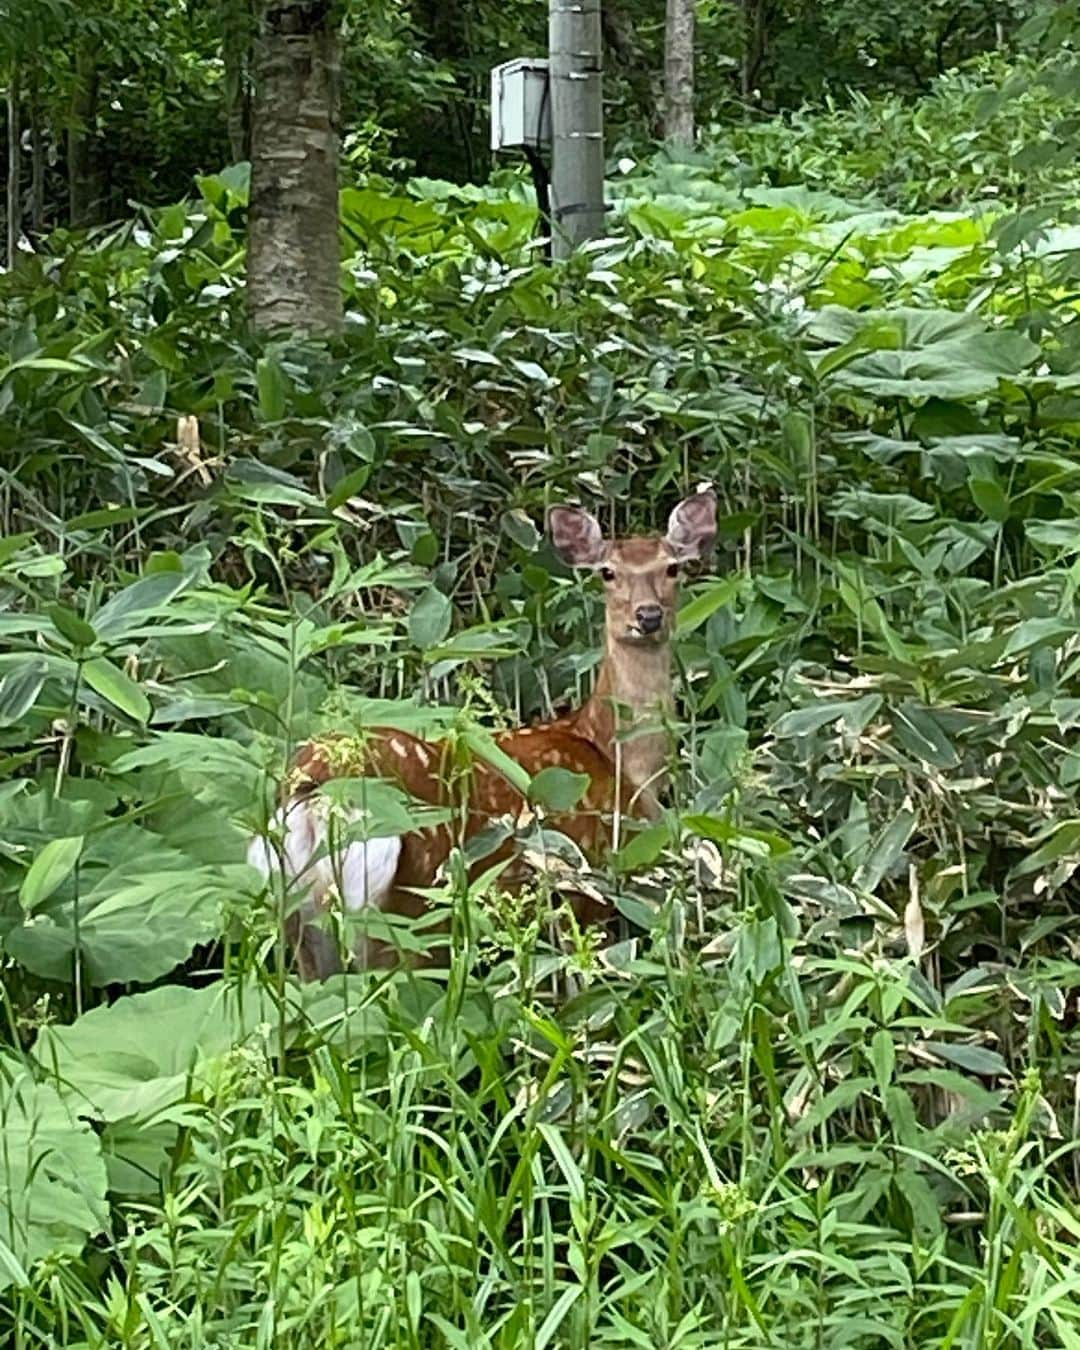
{"left": 247, "top": 487, "right": 717, "bottom": 980}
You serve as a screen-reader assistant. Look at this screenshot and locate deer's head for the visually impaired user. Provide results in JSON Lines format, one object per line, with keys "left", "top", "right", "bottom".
{"left": 549, "top": 488, "right": 717, "bottom": 645}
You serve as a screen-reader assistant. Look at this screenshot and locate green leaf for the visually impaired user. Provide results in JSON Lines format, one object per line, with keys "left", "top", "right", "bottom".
{"left": 890, "top": 703, "right": 958, "bottom": 768}
{"left": 65, "top": 506, "right": 143, "bottom": 531}
{"left": 19, "top": 836, "right": 84, "bottom": 912}
{"left": 256, "top": 355, "right": 288, "bottom": 421}
{"left": 677, "top": 578, "right": 740, "bottom": 635}
{"left": 853, "top": 807, "right": 916, "bottom": 895}
{"left": 869, "top": 1028, "right": 896, "bottom": 1096}
{"left": 501, "top": 509, "right": 540, "bottom": 551}
{"left": 7, "top": 850, "right": 243, "bottom": 987}
{"left": 920, "top": 1041, "right": 1010, "bottom": 1077}
{"left": 528, "top": 766, "right": 591, "bottom": 812}
{"left": 612, "top": 820, "right": 673, "bottom": 872}
{"left": 92, "top": 572, "right": 189, "bottom": 640}
{"left": 683, "top": 813, "right": 790, "bottom": 857}
{"left": 537, "top": 1122, "right": 585, "bottom": 1205}
{"left": 0, "top": 658, "right": 49, "bottom": 727}
{"left": 806, "top": 306, "right": 1039, "bottom": 400}
{"left": 1010, "top": 819, "right": 1080, "bottom": 877}
{"left": 969, "top": 476, "right": 1010, "bottom": 522}
{"left": 317, "top": 777, "right": 452, "bottom": 837}
{"left": 461, "top": 728, "right": 531, "bottom": 795}
{"left": 82, "top": 656, "right": 151, "bottom": 723}
{"left": 0, "top": 1055, "right": 108, "bottom": 1292}
{"left": 408, "top": 586, "right": 452, "bottom": 649}
{"left": 48, "top": 604, "right": 98, "bottom": 649}
{"left": 31, "top": 980, "right": 279, "bottom": 1121}
{"left": 773, "top": 698, "right": 868, "bottom": 738}
{"left": 893, "top": 1170, "right": 942, "bottom": 1241}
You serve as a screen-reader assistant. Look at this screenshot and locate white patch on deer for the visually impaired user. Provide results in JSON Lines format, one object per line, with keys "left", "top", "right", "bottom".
{"left": 247, "top": 797, "right": 402, "bottom": 913}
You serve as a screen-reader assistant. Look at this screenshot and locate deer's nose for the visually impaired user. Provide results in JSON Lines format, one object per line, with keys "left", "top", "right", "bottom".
{"left": 635, "top": 604, "right": 664, "bottom": 634}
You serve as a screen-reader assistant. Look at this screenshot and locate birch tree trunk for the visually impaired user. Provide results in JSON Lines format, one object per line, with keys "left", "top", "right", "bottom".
{"left": 248, "top": 0, "right": 342, "bottom": 335}
{"left": 664, "top": 0, "right": 695, "bottom": 146}
{"left": 7, "top": 64, "right": 20, "bottom": 267}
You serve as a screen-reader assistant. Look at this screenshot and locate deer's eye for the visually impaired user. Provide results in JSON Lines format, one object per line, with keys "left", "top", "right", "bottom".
{"left": 666, "top": 562, "right": 680, "bottom": 578}
{"left": 599, "top": 566, "right": 616, "bottom": 583}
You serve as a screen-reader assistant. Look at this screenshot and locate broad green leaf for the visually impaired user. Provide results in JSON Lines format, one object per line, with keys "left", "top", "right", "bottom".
{"left": 19, "top": 836, "right": 84, "bottom": 912}
{"left": 82, "top": 656, "right": 151, "bottom": 723}
{"left": 48, "top": 604, "right": 97, "bottom": 649}
{"left": 0, "top": 1055, "right": 108, "bottom": 1291}
{"left": 501, "top": 509, "right": 540, "bottom": 551}
{"left": 5, "top": 827, "right": 248, "bottom": 986}
{"left": 772, "top": 697, "right": 879, "bottom": 739}
{"left": 969, "top": 476, "right": 1010, "bottom": 522}
{"left": 92, "top": 572, "right": 189, "bottom": 639}
{"left": 677, "top": 578, "right": 740, "bottom": 635}
{"left": 408, "top": 586, "right": 453, "bottom": 649}
{"left": 528, "top": 766, "right": 591, "bottom": 812}
{"left": 612, "top": 820, "right": 673, "bottom": 872}
{"left": 0, "top": 658, "right": 49, "bottom": 727}
{"left": 806, "top": 306, "right": 1039, "bottom": 401}
{"left": 31, "top": 980, "right": 279, "bottom": 1121}
{"left": 1004, "top": 617, "right": 1075, "bottom": 658}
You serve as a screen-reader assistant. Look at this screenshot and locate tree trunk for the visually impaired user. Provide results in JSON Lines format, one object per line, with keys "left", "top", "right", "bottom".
{"left": 69, "top": 39, "right": 104, "bottom": 227}
{"left": 548, "top": 0, "right": 605, "bottom": 259}
{"left": 248, "top": 0, "right": 342, "bottom": 335}
{"left": 223, "top": 0, "right": 255, "bottom": 162}
{"left": 6, "top": 64, "right": 20, "bottom": 268}
{"left": 740, "top": 0, "right": 769, "bottom": 101}
{"left": 664, "top": 0, "right": 695, "bottom": 146}
{"left": 29, "top": 77, "right": 44, "bottom": 238}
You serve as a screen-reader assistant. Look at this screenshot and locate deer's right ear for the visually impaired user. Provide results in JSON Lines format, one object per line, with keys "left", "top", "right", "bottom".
{"left": 548, "top": 506, "right": 606, "bottom": 567}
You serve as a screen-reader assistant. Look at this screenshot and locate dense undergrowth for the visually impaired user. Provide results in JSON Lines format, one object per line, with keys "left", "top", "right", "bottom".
{"left": 3, "top": 55, "right": 1080, "bottom": 1348}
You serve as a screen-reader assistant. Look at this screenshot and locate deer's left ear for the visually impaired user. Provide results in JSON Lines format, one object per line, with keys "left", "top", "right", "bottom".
{"left": 665, "top": 488, "right": 717, "bottom": 562}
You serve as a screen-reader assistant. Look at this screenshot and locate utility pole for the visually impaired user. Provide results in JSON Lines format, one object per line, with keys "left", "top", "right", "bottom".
{"left": 548, "top": 0, "right": 604, "bottom": 259}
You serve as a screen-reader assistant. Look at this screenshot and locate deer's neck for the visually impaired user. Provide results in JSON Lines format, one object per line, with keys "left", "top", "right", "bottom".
{"left": 572, "top": 634, "right": 674, "bottom": 806}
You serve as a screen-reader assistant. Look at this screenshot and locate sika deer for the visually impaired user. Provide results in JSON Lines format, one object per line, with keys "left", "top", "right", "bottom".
{"left": 247, "top": 488, "right": 717, "bottom": 979}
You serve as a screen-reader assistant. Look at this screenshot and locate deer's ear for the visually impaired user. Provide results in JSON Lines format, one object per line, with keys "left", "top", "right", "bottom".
{"left": 548, "top": 506, "right": 606, "bottom": 567}
{"left": 665, "top": 488, "right": 717, "bottom": 561}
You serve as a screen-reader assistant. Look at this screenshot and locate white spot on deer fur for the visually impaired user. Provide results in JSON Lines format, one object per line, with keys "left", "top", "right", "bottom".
{"left": 247, "top": 797, "right": 401, "bottom": 914}
{"left": 388, "top": 736, "right": 407, "bottom": 756}
{"left": 415, "top": 745, "right": 430, "bottom": 766}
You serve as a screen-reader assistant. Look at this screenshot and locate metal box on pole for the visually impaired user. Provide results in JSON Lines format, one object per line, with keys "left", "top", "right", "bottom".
{"left": 490, "top": 59, "right": 552, "bottom": 152}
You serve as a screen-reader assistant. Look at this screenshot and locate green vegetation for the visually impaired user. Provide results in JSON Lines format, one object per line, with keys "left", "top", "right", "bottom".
{"left": 4, "top": 6, "right": 1080, "bottom": 1347}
